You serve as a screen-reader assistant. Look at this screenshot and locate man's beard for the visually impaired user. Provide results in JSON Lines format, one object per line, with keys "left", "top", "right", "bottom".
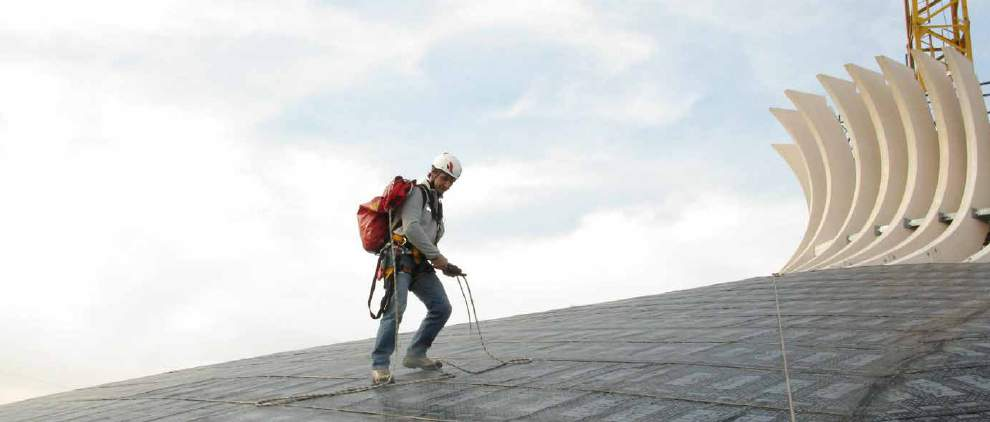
{"left": 427, "top": 177, "right": 444, "bottom": 198}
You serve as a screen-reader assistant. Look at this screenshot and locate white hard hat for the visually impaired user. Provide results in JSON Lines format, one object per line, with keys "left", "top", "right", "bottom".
{"left": 432, "top": 152, "right": 462, "bottom": 179}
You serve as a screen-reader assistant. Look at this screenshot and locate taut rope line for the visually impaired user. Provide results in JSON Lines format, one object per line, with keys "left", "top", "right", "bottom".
{"left": 770, "top": 274, "right": 797, "bottom": 422}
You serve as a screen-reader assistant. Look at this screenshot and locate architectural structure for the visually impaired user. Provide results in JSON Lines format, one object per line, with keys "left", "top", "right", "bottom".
{"left": 773, "top": 49, "right": 990, "bottom": 272}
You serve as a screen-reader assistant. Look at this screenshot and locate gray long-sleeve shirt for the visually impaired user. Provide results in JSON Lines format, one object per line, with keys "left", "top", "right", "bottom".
{"left": 393, "top": 183, "right": 444, "bottom": 259}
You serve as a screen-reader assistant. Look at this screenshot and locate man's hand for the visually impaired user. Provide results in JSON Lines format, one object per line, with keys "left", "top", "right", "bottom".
{"left": 431, "top": 255, "right": 449, "bottom": 270}
{"left": 442, "top": 263, "right": 465, "bottom": 277}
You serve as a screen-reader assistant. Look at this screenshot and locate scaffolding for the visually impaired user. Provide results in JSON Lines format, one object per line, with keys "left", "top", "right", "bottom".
{"left": 904, "top": 0, "right": 972, "bottom": 72}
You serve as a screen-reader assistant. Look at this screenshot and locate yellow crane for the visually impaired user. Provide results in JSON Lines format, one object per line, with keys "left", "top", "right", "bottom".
{"left": 904, "top": 0, "right": 972, "bottom": 72}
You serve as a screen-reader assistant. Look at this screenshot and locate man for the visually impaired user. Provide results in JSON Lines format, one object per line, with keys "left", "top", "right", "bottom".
{"left": 371, "top": 152, "right": 463, "bottom": 385}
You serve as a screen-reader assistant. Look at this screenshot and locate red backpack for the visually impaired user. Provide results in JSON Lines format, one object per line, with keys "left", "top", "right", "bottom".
{"left": 357, "top": 176, "right": 424, "bottom": 318}
{"left": 357, "top": 176, "right": 418, "bottom": 254}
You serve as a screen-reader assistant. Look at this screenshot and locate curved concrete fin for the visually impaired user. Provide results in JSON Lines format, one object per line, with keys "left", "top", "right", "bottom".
{"left": 968, "top": 239, "right": 990, "bottom": 263}
{"left": 822, "top": 64, "right": 909, "bottom": 269}
{"left": 773, "top": 144, "right": 812, "bottom": 209}
{"left": 853, "top": 56, "right": 941, "bottom": 266}
{"left": 786, "top": 91, "right": 856, "bottom": 272}
{"left": 897, "top": 48, "right": 990, "bottom": 263}
{"left": 842, "top": 56, "right": 939, "bottom": 267}
{"left": 870, "top": 51, "right": 966, "bottom": 264}
{"left": 771, "top": 108, "right": 826, "bottom": 272}
{"left": 800, "top": 74, "right": 882, "bottom": 270}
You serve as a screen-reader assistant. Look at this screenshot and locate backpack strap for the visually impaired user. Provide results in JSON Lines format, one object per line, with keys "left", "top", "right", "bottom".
{"left": 417, "top": 184, "right": 444, "bottom": 244}
{"left": 367, "top": 253, "right": 395, "bottom": 319}
{"left": 389, "top": 184, "right": 431, "bottom": 233}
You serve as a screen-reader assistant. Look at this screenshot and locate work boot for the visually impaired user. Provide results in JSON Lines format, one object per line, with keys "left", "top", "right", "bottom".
{"left": 371, "top": 368, "right": 393, "bottom": 385}
{"left": 402, "top": 355, "right": 443, "bottom": 370}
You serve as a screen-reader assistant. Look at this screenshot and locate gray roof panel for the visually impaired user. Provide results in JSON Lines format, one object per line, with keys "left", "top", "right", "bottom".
{"left": 3, "top": 262, "right": 990, "bottom": 421}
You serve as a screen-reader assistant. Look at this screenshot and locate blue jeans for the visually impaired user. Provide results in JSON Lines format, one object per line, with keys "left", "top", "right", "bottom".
{"left": 371, "top": 261, "right": 452, "bottom": 369}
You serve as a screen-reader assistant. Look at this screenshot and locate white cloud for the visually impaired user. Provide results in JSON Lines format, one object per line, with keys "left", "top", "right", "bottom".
{"left": 0, "top": 0, "right": 811, "bottom": 406}
{"left": 1, "top": 0, "right": 683, "bottom": 128}
{"left": 430, "top": 0, "right": 654, "bottom": 74}
{"left": 452, "top": 189, "right": 805, "bottom": 319}
{"left": 0, "top": 1, "right": 426, "bottom": 124}
{"left": 661, "top": 0, "right": 831, "bottom": 34}
{"left": 660, "top": 0, "right": 903, "bottom": 92}
{"left": 446, "top": 148, "right": 730, "bottom": 221}
{"left": 0, "top": 56, "right": 392, "bottom": 402}
{"left": 424, "top": 1, "right": 696, "bottom": 126}
{"left": 497, "top": 78, "right": 699, "bottom": 126}
{"left": 446, "top": 153, "right": 596, "bottom": 216}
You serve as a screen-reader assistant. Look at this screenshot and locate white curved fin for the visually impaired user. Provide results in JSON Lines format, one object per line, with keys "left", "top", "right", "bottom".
{"left": 819, "top": 64, "right": 909, "bottom": 269}
{"left": 897, "top": 48, "right": 990, "bottom": 263}
{"left": 800, "top": 75, "right": 882, "bottom": 270}
{"left": 852, "top": 56, "right": 941, "bottom": 266}
{"left": 786, "top": 91, "right": 856, "bottom": 272}
{"left": 771, "top": 108, "right": 827, "bottom": 272}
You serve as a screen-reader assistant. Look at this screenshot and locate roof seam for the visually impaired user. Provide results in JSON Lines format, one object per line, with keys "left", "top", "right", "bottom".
{"left": 433, "top": 379, "right": 846, "bottom": 417}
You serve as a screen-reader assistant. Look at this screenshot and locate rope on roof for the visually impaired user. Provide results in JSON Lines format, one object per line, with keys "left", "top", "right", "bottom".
{"left": 771, "top": 274, "right": 798, "bottom": 422}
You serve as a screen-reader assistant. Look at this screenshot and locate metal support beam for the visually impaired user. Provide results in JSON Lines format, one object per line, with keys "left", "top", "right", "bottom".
{"left": 905, "top": 0, "right": 972, "bottom": 78}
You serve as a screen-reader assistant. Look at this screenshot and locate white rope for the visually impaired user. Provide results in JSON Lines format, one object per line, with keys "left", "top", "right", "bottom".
{"left": 771, "top": 275, "right": 797, "bottom": 422}
{"left": 440, "top": 275, "right": 531, "bottom": 374}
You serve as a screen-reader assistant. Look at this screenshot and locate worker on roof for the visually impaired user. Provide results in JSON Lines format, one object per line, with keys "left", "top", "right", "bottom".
{"left": 371, "top": 152, "right": 464, "bottom": 385}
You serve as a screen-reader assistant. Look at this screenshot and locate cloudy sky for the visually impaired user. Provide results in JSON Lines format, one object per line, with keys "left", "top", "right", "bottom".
{"left": 3, "top": 0, "right": 990, "bottom": 405}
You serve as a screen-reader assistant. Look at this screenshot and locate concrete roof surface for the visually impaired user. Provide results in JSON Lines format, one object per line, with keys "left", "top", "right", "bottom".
{"left": 2, "top": 262, "right": 990, "bottom": 421}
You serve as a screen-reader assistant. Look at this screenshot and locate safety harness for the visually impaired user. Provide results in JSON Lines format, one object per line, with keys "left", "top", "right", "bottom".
{"left": 367, "top": 183, "right": 441, "bottom": 320}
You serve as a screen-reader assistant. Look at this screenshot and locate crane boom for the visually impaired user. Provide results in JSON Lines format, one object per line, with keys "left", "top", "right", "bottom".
{"left": 904, "top": 0, "right": 972, "bottom": 71}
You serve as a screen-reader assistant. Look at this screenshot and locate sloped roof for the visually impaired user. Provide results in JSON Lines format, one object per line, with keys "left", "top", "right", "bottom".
{"left": 3, "top": 262, "right": 990, "bottom": 421}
